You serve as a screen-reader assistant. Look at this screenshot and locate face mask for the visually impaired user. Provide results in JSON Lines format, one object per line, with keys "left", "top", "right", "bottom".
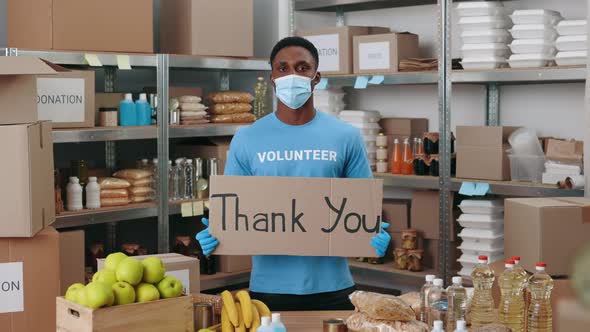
{"left": 273, "top": 73, "right": 316, "bottom": 110}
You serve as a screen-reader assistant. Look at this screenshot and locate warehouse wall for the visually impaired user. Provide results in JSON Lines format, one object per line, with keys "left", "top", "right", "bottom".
{"left": 294, "top": 0, "right": 588, "bottom": 140}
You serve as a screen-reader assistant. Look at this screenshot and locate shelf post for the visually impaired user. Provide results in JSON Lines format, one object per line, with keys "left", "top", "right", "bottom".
{"left": 157, "top": 54, "right": 170, "bottom": 253}
{"left": 104, "top": 65, "right": 118, "bottom": 253}
{"left": 486, "top": 83, "right": 500, "bottom": 126}
{"left": 335, "top": 7, "right": 345, "bottom": 27}
{"left": 289, "top": 0, "right": 296, "bottom": 36}
{"left": 438, "top": 0, "right": 453, "bottom": 284}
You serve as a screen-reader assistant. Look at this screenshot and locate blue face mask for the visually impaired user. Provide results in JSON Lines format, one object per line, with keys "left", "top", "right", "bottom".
{"left": 273, "top": 73, "right": 316, "bottom": 110}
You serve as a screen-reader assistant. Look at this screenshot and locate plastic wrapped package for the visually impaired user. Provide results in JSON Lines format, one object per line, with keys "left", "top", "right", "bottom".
{"left": 398, "top": 292, "right": 421, "bottom": 320}
{"left": 113, "top": 169, "right": 153, "bottom": 180}
{"left": 101, "top": 197, "right": 131, "bottom": 207}
{"left": 339, "top": 110, "right": 381, "bottom": 123}
{"left": 210, "top": 113, "right": 256, "bottom": 123}
{"left": 100, "top": 189, "right": 129, "bottom": 199}
{"left": 180, "top": 103, "right": 207, "bottom": 112}
{"left": 98, "top": 177, "right": 131, "bottom": 189}
{"left": 555, "top": 35, "right": 587, "bottom": 51}
{"left": 508, "top": 39, "right": 556, "bottom": 55}
{"left": 128, "top": 186, "right": 154, "bottom": 196}
{"left": 510, "top": 24, "right": 558, "bottom": 40}
{"left": 179, "top": 95, "right": 202, "bottom": 104}
{"left": 346, "top": 312, "right": 429, "bottom": 332}
{"left": 461, "top": 29, "right": 512, "bottom": 44}
{"left": 556, "top": 51, "right": 587, "bottom": 66}
{"left": 457, "top": 214, "right": 503, "bottom": 229}
{"left": 180, "top": 111, "right": 207, "bottom": 118}
{"left": 129, "top": 178, "right": 153, "bottom": 187}
{"left": 458, "top": 199, "right": 504, "bottom": 215}
{"left": 455, "top": 2, "right": 504, "bottom": 17}
{"left": 349, "top": 291, "right": 415, "bottom": 321}
{"left": 130, "top": 195, "right": 152, "bottom": 203}
{"left": 556, "top": 20, "right": 587, "bottom": 36}
{"left": 462, "top": 43, "right": 511, "bottom": 58}
{"left": 458, "top": 16, "right": 512, "bottom": 30}
{"left": 508, "top": 54, "right": 554, "bottom": 68}
{"left": 207, "top": 91, "right": 254, "bottom": 104}
{"left": 461, "top": 56, "right": 508, "bottom": 70}
{"left": 209, "top": 103, "right": 253, "bottom": 115}
{"left": 510, "top": 9, "right": 562, "bottom": 25}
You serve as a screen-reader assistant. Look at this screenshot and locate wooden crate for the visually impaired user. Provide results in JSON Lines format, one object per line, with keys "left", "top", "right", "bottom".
{"left": 56, "top": 295, "right": 194, "bottom": 332}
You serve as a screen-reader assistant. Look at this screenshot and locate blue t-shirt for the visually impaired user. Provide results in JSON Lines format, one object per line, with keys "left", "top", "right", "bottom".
{"left": 224, "top": 110, "right": 372, "bottom": 295}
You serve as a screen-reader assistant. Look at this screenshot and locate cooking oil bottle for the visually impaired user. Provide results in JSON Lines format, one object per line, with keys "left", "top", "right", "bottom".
{"left": 447, "top": 276, "right": 467, "bottom": 332}
{"left": 470, "top": 255, "right": 496, "bottom": 329}
{"left": 527, "top": 262, "right": 554, "bottom": 332}
{"left": 498, "top": 260, "right": 526, "bottom": 332}
{"left": 512, "top": 255, "right": 530, "bottom": 315}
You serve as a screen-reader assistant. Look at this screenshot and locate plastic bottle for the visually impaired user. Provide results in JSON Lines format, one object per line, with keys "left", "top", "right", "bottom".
{"left": 470, "top": 255, "right": 496, "bottom": 329}
{"left": 168, "top": 160, "right": 176, "bottom": 200}
{"left": 401, "top": 137, "right": 414, "bottom": 175}
{"left": 420, "top": 274, "right": 436, "bottom": 323}
{"left": 85, "top": 176, "right": 101, "bottom": 209}
{"left": 270, "top": 313, "right": 287, "bottom": 332}
{"left": 454, "top": 320, "right": 468, "bottom": 332}
{"left": 512, "top": 256, "right": 530, "bottom": 318}
{"left": 253, "top": 76, "right": 268, "bottom": 119}
{"left": 136, "top": 93, "right": 152, "bottom": 126}
{"left": 391, "top": 138, "right": 402, "bottom": 174}
{"left": 257, "top": 316, "right": 272, "bottom": 332}
{"left": 527, "top": 262, "right": 554, "bottom": 332}
{"left": 139, "top": 158, "right": 150, "bottom": 171}
{"left": 152, "top": 158, "right": 159, "bottom": 200}
{"left": 428, "top": 278, "right": 447, "bottom": 329}
{"left": 174, "top": 158, "right": 186, "bottom": 200}
{"left": 67, "top": 177, "right": 83, "bottom": 211}
{"left": 447, "top": 276, "right": 467, "bottom": 332}
{"left": 499, "top": 259, "right": 526, "bottom": 332}
{"left": 431, "top": 320, "right": 444, "bottom": 332}
{"left": 119, "top": 93, "right": 137, "bottom": 126}
{"left": 184, "top": 159, "right": 195, "bottom": 199}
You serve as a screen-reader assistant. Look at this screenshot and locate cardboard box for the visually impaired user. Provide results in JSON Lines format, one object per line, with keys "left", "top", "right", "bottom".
{"left": 6, "top": 0, "right": 53, "bottom": 50}
{"left": 504, "top": 197, "right": 590, "bottom": 276}
{"left": 37, "top": 69, "right": 95, "bottom": 128}
{"left": 382, "top": 199, "right": 410, "bottom": 232}
{"left": 95, "top": 93, "right": 124, "bottom": 125}
{"left": 0, "top": 122, "right": 55, "bottom": 237}
{"left": 53, "top": 0, "right": 154, "bottom": 53}
{"left": 98, "top": 253, "right": 200, "bottom": 294}
{"left": 0, "top": 227, "right": 61, "bottom": 332}
{"left": 209, "top": 176, "right": 383, "bottom": 257}
{"left": 545, "top": 138, "right": 583, "bottom": 164}
{"left": 298, "top": 26, "right": 390, "bottom": 75}
{"left": 556, "top": 299, "right": 590, "bottom": 332}
{"left": 456, "top": 126, "right": 520, "bottom": 181}
{"left": 217, "top": 255, "right": 252, "bottom": 273}
{"left": 0, "top": 57, "right": 60, "bottom": 125}
{"left": 410, "top": 190, "right": 455, "bottom": 240}
{"left": 174, "top": 137, "right": 232, "bottom": 174}
{"left": 160, "top": 0, "right": 253, "bottom": 57}
{"left": 353, "top": 32, "right": 420, "bottom": 75}
{"left": 58, "top": 230, "right": 85, "bottom": 295}
{"left": 423, "top": 239, "right": 460, "bottom": 272}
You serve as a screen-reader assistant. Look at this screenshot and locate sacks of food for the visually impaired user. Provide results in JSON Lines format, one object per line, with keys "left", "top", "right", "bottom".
{"left": 112, "top": 169, "right": 155, "bottom": 203}
{"left": 206, "top": 91, "right": 256, "bottom": 123}
{"left": 177, "top": 95, "right": 209, "bottom": 125}
{"left": 347, "top": 312, "right": 429, "bottom": 332}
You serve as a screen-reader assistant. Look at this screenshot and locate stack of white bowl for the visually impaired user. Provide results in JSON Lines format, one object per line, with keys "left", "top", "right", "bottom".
{"left": 314, "top": 87, "right": 345, "bottom": 117}
{"left": 457, "top": 1, "right": 512, "bottom": 70}
{"left": 555, "top": 20, "right": 588, "bottom": 66}
{"left": 508, "top": 9, "right": 563, "bottom": 68}
{"left": 456, "top": 199, "right": 504, "bottom": 278}
{"left": 339, "top": 110, "right": 381, "bottom": 170}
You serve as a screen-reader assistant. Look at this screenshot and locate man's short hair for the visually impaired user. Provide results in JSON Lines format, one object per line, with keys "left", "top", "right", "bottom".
{"left": 270, "top": 36, "right": 319, "bottom": 69}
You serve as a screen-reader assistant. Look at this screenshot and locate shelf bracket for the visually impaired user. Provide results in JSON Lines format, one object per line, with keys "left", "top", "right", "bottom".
{"left": 486, "top": 83, "right": 500, "bottom": 126}
{"left": 5, "top": 48, "right": 18, "bottom": 56}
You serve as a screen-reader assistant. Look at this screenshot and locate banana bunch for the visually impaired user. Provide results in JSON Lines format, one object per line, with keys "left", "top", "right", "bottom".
{"left": 221, "top": 290, "right": 271, "bottom": 332}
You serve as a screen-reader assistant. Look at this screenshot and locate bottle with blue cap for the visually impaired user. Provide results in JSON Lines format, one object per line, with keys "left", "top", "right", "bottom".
{"left": 119, "top": 93, "right": 137, "bottom": 126}
{"left": 136, "top": 93, "right": 152, "bottom": 126}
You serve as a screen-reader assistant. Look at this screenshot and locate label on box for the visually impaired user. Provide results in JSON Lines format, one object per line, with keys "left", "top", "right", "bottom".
{"left": 305, "top": 34, "right": 340, "bottom": 72}
{"left": 167, "top": 269, "right": 190, "bottom": 295}
{"left": 0, "top": 262, "right": 24, "bottom": 313}
{"left": 37, "top": 78, "right": 86, "bottom": 122}
{"left": 359, "top": 41, "right": 391, "bottom": 70}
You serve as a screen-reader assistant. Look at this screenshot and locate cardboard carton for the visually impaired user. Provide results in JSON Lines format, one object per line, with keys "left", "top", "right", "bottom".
{"left": 545, "top": 138, "right": 583, "bottom": 164}
{"left": 6, "top": 0, "right": 53, "bottom": 50}
{"left": 456, "top": 126, "right": 520, "bottom": 181}
{"left": 209, "top": 176, "right": 383, "bottom": 257}
{"left": 98, "top": 253, "right": 200, "bottom": 294}
{"left": 556, "top": 299, "right": 590, "bottom": 332}
{"left": 37, "top": 69, "right": 95, "bottom": 128}
{"left": 504, "top": 197, "right": 590, "bottom": 276}
{"left": 174, "top": 137, "right": 232, "bottom": 174}
{"left": 298, "top": 26, "right": 390, "bottom": 75}
{"left": 53, "top": 0, "right": 154, "bottom": 53}
{"left": 410, "top": 190, "right": 455, "bottom": 240}
{"left": 58, "top": 230, "right": 85, "bottom": 295}
{"left": 353, "top": 32, "right": 420, "bottom": 75}
{"left": 0, "top": 227, "right": 61, "bottom": 332}
{"left": 217, "top": 255, "right": 252, "bottom": 273}
{"left": 160, "top": 0, "right": 253, "bottom": 57}
{"left": 382, "top": 199, "right": 410, "bottom": 232}
{"left": 0, "top": 122, "right": 55, "bottom": 237}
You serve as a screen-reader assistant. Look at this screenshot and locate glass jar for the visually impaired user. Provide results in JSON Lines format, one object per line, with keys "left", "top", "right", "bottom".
{"left": 394, "top": 248, "right": 408, "bottom": 270}
{"left": 376, "top": 132, "right": 388, "bottom": 147}
{"left": 407, "top": 249, "right": 424, "bottom": 271}
{"left": 401, "top": 229, "right": 418, "bottom": 250}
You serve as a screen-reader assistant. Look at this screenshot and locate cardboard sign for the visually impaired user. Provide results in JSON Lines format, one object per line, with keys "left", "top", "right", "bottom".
{"left": 209, "top": 176, "right": 383, "bottom": 257}
{"left": 0, "top": 262, "right": 24, "bottom": 314}
{"left": 305, "top": 34, "right": 340, "bottom": 72}
{"left": 359, "top": 41, "right": 391, "bottom": 70}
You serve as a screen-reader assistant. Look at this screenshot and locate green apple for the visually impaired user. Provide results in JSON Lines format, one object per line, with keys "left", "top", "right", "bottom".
{"left": 104, "top": 252, "right": 128, "bottom": 272}
{"left": 112, "top": 281, "right": 136, "bottom": 305}
{"left": 157, "top": 275, "right": 183, "bottom": 299}
{"left": 76, "top": 287, "right": 89, "bottom": 307}
{"left": 65, "top": 283, "right": 85, "bottom": 303}
{"left": 92, "top": 269, "right": 117, "bottom": 288}
{"left": 142, "top": 257, "right": 166, "bottom": 284}
{"left": 116, "top": 257, "right": 144, "bottom": 286}
{"left": 135, "top": 283, "right": 160, "bottom": 303}
{"left": 84, "top": 282, "right": 115, "bottom": 309}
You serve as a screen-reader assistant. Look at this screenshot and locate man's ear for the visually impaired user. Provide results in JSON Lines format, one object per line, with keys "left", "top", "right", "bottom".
{"left": 310, "top": 71, "right": 322, "bottom": 90}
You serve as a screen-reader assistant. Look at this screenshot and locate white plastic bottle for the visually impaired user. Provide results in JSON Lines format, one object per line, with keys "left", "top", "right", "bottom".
{"left": 85, "top": 176, "right": 101, "bottom": 209}
{"left": 257, "top": 316, "right": 272, "bottom": 332}
{"left": 431, "top": 320, "right": 444, "bottom": 332}
{"left": 67, "top": 177, "right": 83, "bottom": 211}
{"left": 454, "top": 320, "right": 468, "bottom": 332}
{"left": 429, "top": 278, "right": 447, "bottom": 329}
{"left": 270, "top": 313, "right": 287, "bottom": 332}
{"left": 421, "top": 274, "right": 436, "bottom": 323}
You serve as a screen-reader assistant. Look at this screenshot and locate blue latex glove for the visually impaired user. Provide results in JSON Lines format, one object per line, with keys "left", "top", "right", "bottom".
{"left": 370, "top": 222, "right": 391, "bottom": 257}
{"left": 195, "top": 218, "right": 219, "bottom": 255}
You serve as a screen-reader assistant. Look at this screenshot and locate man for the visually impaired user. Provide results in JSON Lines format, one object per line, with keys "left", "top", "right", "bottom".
{"left": 197, "top": 36, "right": 391, "bottom": 310}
